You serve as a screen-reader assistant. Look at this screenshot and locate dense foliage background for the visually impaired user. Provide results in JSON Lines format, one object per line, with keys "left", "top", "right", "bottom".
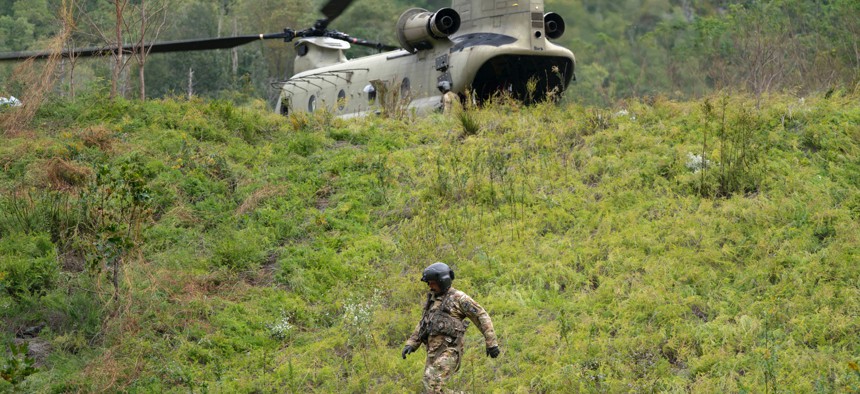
{"left": 1, "top": 0, "right": 858, "bottom": 105}
{"left": 1, "top": 0, "right": 859, "bottom": 393}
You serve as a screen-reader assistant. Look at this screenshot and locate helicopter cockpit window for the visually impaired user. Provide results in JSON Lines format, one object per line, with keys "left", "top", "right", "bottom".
{"left": 297, "top": 44, "right": 309, "bottom": 57}
{"left": 337, "top": 90, "right": 346, "bottom": 110}
{"left": 308, "top": 95, "right": 317, "bottom": 112}
{"left": 363, "top": 84, "right": 376, "bottom": 104}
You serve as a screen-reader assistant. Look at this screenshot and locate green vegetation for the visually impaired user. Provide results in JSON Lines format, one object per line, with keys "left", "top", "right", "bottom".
{"left": 1, "top": 90, "right": 858, "bottom": 392}
{"left": 2, "top": 0, "right": 858, "bottom": 105}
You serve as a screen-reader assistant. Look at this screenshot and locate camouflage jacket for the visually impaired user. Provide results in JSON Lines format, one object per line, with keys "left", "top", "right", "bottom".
{"left": 406, "top": 288, "right": 498, "bottom": 350}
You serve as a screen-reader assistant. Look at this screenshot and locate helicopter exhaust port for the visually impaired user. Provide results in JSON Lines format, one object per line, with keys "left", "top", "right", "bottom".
{"left": 396, "top": 8, "right": 461, "bottom": 53}
{"left": 544, "top": 13, "right": 566, "bottom": 40}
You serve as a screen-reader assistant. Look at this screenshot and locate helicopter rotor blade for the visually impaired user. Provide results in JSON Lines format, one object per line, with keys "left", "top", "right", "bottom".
{"left": 0, "top": 32, "right": 294, "bottom": 62}
{"left": 320, "top": 0, "right": 354, "bottom": 23}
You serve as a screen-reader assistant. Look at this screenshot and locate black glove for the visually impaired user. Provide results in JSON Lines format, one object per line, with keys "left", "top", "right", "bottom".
{"left": 486, "top": 346, "right": 500, "bottom": 358}
{"left": 402, "top": 345, "right": 415, "bottom": 359}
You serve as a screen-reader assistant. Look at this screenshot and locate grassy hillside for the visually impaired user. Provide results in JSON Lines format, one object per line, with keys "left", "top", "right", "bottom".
{"left": 1, "top": 92, "right": 859, "bottom": 392}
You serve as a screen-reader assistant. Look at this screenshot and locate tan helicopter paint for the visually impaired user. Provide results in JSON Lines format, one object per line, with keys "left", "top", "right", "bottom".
{"left": 276, "top": 0, "right": 575, "bottom": 117}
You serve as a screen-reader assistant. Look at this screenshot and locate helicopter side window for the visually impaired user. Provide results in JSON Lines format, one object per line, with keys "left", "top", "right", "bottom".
{"left": 308, "top": 95, "right": 317, "bottom": 112}
{"left": 363, "top": 84, "right": 376, "bottom": 104}
{"left": 337, "top": 90, "right": 346, "bottom": 110}
{"left": 400, "top": 78, "right": 411, "bottom": 99}
{"left": 297, "top": 44, "right": 309, "bottom": 57}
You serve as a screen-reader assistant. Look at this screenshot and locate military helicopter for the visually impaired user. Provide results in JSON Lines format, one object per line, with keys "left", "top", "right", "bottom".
{"left": 0, "top": 0, "right": 575, "bottom": 117}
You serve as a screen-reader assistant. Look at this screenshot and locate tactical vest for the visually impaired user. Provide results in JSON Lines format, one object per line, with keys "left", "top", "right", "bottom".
{"left": 419, "top": 293, "right": 466, "bottom": 343}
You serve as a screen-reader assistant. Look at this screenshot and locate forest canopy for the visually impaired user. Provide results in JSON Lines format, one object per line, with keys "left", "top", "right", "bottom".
{"left": 1, "top": 0, "right": 858, "bottom": 105}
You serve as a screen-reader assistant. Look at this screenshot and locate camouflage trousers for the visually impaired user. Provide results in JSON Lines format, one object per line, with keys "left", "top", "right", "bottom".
{"left": 422, "top": 337, "right": 462, "bottom": 394}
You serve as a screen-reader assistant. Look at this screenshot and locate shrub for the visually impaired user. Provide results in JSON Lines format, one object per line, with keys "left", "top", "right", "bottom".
{"left": 1, "top": 342, "right": 37, "bottom": 386}
{"left": 0, "top": 233, "right": 58, "bottom": 299}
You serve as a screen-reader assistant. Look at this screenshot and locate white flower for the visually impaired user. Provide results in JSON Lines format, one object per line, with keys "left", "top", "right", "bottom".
{"left": 268, "top": 311, "right": 293, "bottom": 340}
{"left": 686, "top": 153, "right": 712, "bottom": 172}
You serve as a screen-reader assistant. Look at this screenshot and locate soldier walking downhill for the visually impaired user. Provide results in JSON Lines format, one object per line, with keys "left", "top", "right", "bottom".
{"left": 402, "top": 262, "right": 500, "bottom": 393}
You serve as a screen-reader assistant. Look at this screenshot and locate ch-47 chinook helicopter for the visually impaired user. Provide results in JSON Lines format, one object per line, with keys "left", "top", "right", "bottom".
{"left": 0, "top": 0, "right": 575, "bottom": 118}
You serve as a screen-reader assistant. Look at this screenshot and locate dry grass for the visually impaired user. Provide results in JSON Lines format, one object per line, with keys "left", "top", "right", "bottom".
{"left": 41, "top": 157, "right": 92, "bottom": 191}
{"left": 163, "top": 203, "right": 200, "bottom": 227}
{"left": 79, "top": 125, "right": 116, "bottom": 153}
{"left": 0, "top": 1, "right": 75, "bottom": 137}
{"left": 1, "top": 2, "right": 76, "bottom": 136}
{"left": 236, "top": 184, "right": 288, "bottom": 216}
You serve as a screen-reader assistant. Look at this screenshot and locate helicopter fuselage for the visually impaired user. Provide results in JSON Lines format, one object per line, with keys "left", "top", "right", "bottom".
{"left": 276, "top": 0, "right": 575, "bottom": 117}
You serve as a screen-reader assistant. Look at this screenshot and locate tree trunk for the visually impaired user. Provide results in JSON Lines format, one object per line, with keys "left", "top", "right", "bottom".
{"left": 187, "top": 67, "right": 194, "bottom": 99}
{"left": 139, "top": 64, "right": 146, "bottom": 100}
{"left": 112, "top": 256, "right": 120, "bottom": 301}
{"left": 139, "top": 1, "right": 147, "bottom": 100}
{"left": 70, "top": 59, "right": 76, "bottom": 99}
{"left": 112, "top": 0, "right": 123, "bottom": 100}
{"left": 232, "top": 13, "right": 238, "bottom": 81}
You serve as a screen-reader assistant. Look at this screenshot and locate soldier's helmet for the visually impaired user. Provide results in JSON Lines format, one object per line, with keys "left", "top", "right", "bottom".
{"left": 421, "top": 262, "right": 455, "bottom": 292}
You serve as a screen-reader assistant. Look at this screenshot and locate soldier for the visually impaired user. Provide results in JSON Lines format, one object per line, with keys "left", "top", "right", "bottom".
{"left": 438, "top": 81, "right": 461, "bottom": 114}
{"left": 402, "top": 262, "right": 500, "bottom": 393}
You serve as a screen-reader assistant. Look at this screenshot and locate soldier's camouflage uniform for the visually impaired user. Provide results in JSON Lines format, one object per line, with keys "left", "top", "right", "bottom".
{"left": 405, "top": 287, "right": 498, "bottom": 394}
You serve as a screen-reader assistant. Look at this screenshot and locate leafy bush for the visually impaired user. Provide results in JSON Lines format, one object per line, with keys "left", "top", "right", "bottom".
{"left": 0, "top": 233, "right": 57, "bottom": 299}
{"left": 1, "top": 342, "right": 37, "bottom": 386}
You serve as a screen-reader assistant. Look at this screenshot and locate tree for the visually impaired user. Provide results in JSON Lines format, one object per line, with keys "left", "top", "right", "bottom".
{"left": 142, "top": 0, "right": 231, "bottom": 98}
{"left": 124, "top": 0, "right": 170, "bottom": 100}
{"left": 0, "top": 16, "right": 35, "bottom": 52}
{"left": 12, "top": 0, "right": 54, "bottom": 37}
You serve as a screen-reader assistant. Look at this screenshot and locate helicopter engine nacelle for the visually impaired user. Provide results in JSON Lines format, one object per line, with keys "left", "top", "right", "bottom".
{"left": 396, "top": 8, "right": 461, "bottom": 53}
{"left": 544, "top": 12, "right": 566, "bottom": 40}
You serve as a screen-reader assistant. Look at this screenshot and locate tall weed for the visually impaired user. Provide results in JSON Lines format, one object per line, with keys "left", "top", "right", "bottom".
{"left": 697, "top": 96, "right": 766, "bottom": 197}
{"left": 457, "top": 110, "right": 481, "bottom": 138}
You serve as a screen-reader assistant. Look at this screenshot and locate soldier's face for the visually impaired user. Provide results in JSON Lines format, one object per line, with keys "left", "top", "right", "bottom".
{"left": 427, "top": 280, "right": 442, "bottom": 294}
